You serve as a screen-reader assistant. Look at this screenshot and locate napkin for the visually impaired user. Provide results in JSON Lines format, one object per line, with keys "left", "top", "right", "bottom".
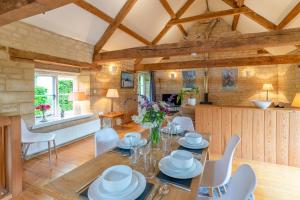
{"left": 156, "top": 171, "right": 192, "bottom": 191}
{"left": 178, "top": 146, "right": 203, "bottom": 154}
{"left": 112, "top": 147, "right": 131, "bottom": 156}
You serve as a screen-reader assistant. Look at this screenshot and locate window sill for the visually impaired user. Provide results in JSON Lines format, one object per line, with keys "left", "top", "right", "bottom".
{"left": 32, "top": 113, "right": 94, "bottom": 129}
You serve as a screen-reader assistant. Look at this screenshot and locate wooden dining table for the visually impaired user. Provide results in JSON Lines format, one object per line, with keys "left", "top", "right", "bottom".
{"left": 42, "top": 130, "right": 211, "bottom": 200}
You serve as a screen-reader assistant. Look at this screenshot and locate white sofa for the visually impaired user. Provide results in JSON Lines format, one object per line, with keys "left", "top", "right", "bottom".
{"left": 25, "top": 118, "right": 100, "bottom": 156}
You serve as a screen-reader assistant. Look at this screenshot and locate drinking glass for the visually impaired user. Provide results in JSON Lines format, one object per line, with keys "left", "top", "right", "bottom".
{"left": 161, "top": 132, "right": 171, "bottom": 155}
{"left": 129, "top": 135, "right": 139, "bottom": 165}
{"left": 143, "top": 154, "right": 157, "bottom": 179}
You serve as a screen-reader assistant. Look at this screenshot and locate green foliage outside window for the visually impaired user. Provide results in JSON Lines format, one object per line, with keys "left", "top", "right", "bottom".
{"left": 58, "top": 80, "right": 73, "bottom": 111}
{"left": 34, "top": 86, "right": 48, "bottom": 116}
{"left": 34, "top": 79, "right": 74, "bottom": 117}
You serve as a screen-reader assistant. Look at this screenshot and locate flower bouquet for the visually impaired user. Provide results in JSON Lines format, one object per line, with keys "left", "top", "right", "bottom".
{"left": 132, "top": 95, "right": 168, "bottom": 147}
{"left": 36, "top": 104, "right": 51, "bottom": 122}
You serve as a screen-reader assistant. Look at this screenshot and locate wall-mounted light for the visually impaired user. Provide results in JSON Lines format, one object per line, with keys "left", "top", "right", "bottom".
{"left": 109, "top": 64, "right": 117, "bottom": 73}
{"left": 170, "top": 72, "right": 177, "bottom": 79}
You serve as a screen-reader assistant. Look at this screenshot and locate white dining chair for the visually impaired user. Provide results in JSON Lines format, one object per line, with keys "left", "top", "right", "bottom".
{"left": 172, "top": 116, "right": 195, "bottom": 132}
{"left": 21, "top": 118, "right": 57, "bottom": 165}
{"left": 95, "top": 128, "right": 119, "bottom": 157}
{"left": 199, "top": 135, "right": 241, "bottom": 197}
{"left": 197, "top": 164, "right": 256, "bottom": 200}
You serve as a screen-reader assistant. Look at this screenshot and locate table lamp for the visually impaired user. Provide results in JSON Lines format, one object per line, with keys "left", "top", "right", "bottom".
{"left": 292, "top": 93, "right": 300, "bottom": 108}
{"left": 106, "top": 89, "right": 119, "bottom": 113}
{"left": 263, "top": 84, "right": 273, "bottom": 101}
{"left": 68, "top": 92, "right": 89, "bottom": 114}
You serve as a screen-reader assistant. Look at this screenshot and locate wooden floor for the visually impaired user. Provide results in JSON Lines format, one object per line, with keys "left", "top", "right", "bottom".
{"left": 14, "top": 123, "right": 300, "bottom": 200}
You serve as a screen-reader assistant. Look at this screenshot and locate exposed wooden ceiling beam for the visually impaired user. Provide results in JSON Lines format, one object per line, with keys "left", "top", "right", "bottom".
{"left": 152, "top": 0, "right": 195, "bottom": 44}
{"left": 93, "top": 0, "right": 137, "bottom": 56}
{"left": 8, "top": 47, "right": 97, "bottom": 69}
{"left": 169, "top": 7, "right": 250, "bottom": 25}
{"left": 159, "top": 0, "right": 187, "bottom": 36}
{"left": 231, "top": 0, "right": 244, "bottom": 31}
{"left": 74, "top": 0, "right": 151, "bottom": 46}
{"left": 0, "top": 0, "right": 75, "bottom": 27}
{"left": 222, "top": 0, "right": 277, "bottom": 30}
{"left": 95, "top": 27, "right": 300, "bottom": 62}
{"left": 277, "top": 2, "right": 300, "bottom": 30}
{"left": 135, "top": 54, "right": 300, "bottom": 71}
{"left": 135, "top": 0, "right": 195, "bottom": 67}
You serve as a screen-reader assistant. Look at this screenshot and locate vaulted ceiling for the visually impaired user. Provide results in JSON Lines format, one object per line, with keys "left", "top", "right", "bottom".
{"left": 18, "top": 0, "right": 300, "bottom": 60}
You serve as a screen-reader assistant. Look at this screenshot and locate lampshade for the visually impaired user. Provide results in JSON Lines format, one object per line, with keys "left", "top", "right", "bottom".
{"left": 68, "top": 92, "right": 88, "bottom": 101}
{"left": 262, "top": 83, "right": 274, "bottom": 91}
{"left": 292, "top": 93, "right": 300, "bottom": 108}
{"left": 106, "top": 89, "right": 119, "bottom": 98}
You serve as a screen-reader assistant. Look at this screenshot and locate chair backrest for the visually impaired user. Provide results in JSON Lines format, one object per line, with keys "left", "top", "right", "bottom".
{"left": 222, "top": 164, "right": 256, "bottom": 200}
{"left": 95, "top": 128, "right": 119, "bottom": 157}
{"left": 21, "top": 118, "right": 34, "bottom": 141}
{"left": 172, "top": 116, "right": 195, "bottom": 132}
{"left": 220, "top": 135, "right": 241, "bottom": 184}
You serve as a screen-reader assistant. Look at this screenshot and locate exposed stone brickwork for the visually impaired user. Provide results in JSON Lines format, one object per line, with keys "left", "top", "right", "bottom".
{"left": 156, "top": 20, "right": 280, "bottom": 106}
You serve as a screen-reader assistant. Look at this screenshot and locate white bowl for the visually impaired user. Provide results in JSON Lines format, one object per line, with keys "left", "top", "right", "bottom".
{"left": 185, "top": 132, "right": 202, "bottom": 145}
{"left": 170, "top": 150, "right": 194, "bottom": 169}
{"left": 124, "top": 132, "right": 141, "bottom": 145}
{"left": 102, "top": 165, "right": 132, "bottom": 192}
{"left": 251, "top": 100, "right": 272, "bottom": 109}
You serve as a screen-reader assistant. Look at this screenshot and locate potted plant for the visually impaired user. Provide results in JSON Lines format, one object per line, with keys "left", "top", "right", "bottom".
{"left": 177, "top": 87, "right": 200, "bottom": 106}
{"left": 132, "top": 95, "right": 168, "bottom": 148}
{"left": 36, "top": 104, "right": 51, "bottom": 122}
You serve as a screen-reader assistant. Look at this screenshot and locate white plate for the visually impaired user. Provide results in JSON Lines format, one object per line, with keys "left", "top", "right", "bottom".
{"left": 117, "top": 139, "right": 147, "bottom": 149}
{"left": 159, "top": 156, "right": 202, "bottom": 179}
{"left": 178, "top": 138, "right": 209, "bottom": 150}
{"left": 88, "top": 170, "right": 146, "bottom": 200}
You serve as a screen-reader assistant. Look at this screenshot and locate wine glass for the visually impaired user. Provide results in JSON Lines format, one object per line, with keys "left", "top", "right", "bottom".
{"left": 129, "top": 135, "right": 139, "bottom": 165}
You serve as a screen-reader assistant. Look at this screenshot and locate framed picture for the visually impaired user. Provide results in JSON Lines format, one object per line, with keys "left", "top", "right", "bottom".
{"left": 222, "top": 69, "right": 238, "bottom": 90}
{"left": 182, "top": 70, "right": 196, "bottom": 88}
{"left": 121, "top": 71, "right": 134, "bottom": 88}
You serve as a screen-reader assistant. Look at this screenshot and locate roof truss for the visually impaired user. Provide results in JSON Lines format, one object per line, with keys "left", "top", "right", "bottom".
{"left": 93, "top": 0, "right": 137, "bottom": 56}
{"left": 74, "top": 0, "right": 151, "bottom": 46}
{"left": 0, "top": 0, "right": 75, "bottom": 27}
{"left": 94, "top": 27, "right": 300, "bottom": 62}
{"left": 135, "top": 54, "right": 300, "bottom": 71}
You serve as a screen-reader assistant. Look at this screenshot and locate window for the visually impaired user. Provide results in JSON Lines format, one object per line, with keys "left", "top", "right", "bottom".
{"left": 137, "top": 72, "right": 150, "bottom": 98}
{"left": 34, "top": 71, "right": 77, "bottom": 120}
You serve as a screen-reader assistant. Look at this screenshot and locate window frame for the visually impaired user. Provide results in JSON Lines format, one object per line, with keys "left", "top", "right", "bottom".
{"left": 35, "top": 70, "right": 78, "bottom": 118}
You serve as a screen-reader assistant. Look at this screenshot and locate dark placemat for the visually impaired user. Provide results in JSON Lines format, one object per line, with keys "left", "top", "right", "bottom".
{"left": 79, "top": 182, "right": 154, "bottom": 200}
{"left": 112, "top": 147, "right": 131, "bottom": 156}
{"left": 177, "top": 146, "right": 203, "bottom": 154}
{"left": 156, "top": 171, "right": 192, "bottom": 191}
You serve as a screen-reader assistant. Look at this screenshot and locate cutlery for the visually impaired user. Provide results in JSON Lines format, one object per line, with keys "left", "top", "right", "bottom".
{"left": 157, "top": 184, "right": 170, "bottom": 200}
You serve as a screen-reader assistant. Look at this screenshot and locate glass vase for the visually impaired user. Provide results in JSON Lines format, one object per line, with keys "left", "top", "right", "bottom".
{"left": 40, "top": 111, "right": 48, "bottom": 122}
{"left": 150, "top": 125, "right": 161, "bottom": 150}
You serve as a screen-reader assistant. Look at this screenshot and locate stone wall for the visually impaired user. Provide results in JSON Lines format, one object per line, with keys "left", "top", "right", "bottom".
{"left": 0, "top": 22, "right": 94, "bottom": 127}
{"left": 278, "top": 64, "right": 300, "bottom": 103}
{"left": 0, "top": 21, "right": 137, "bottom": 127}
{"left": 156, "top": 20, "right": 279, "bottom": 106}
{"left": 0, "top": 54, "right": 34, "bottom": 123}
{"left": 90, "top": 61, "right": 138, "bottom": 124}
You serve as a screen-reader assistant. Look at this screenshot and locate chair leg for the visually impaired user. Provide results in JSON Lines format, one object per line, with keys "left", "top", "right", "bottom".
{"left": 23, "top": 143, "right": 31, "bottom": 160}
{"left": 217, "top": 187, "right": 222, "bottom": 197}
{"left": 48, "top": 141, "right": 52, "bottom": 166}
{"left": 223, "top": 185, "right": 227, "bottom": 193}
{"left": 53, "top": 140, "right": 58, "bottom": 159}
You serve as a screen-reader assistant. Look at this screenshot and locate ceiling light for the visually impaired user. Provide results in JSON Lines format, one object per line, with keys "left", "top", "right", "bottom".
{"left": 191, "top": 52, "right": 198, "bottom": 57}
